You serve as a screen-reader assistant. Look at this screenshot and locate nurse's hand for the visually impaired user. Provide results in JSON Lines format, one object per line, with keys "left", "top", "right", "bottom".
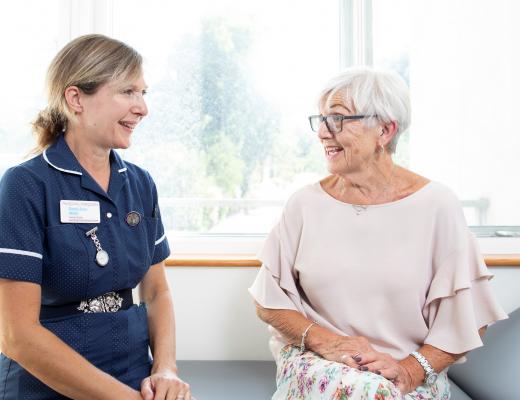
{"left": 140, "top": 371, "right": 192, "bottom": 400}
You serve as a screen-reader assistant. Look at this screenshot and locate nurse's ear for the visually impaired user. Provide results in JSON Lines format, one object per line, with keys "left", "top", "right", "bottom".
{"left": 64, "top": 86, "right": 83, "bottom": 115}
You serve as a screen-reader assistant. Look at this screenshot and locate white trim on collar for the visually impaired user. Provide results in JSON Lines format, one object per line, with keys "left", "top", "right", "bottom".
{"left": 43, "top": 149, "right": 82, "bottom": 175}
{"left": 118, "top": 167, "right": 127, "bottom": 173}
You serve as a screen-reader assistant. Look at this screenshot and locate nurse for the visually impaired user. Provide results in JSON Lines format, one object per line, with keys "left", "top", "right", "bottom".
{"left": 0, "top": 34, "right": 191, "bottom": 399}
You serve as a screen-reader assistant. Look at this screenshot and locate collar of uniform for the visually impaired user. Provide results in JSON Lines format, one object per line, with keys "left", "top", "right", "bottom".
{"left": 110, "top": 148, "right": 128, "bottom": 175}
{"left": 42, "top": 134, "right": 83, "bottom": 175}
{"left": 106, "top": 149, "right": 128, "bottom": 201}
{"left": 43, "top": 135, "right": 128, "bottom": 176}
{"left": 43, "top": 135, "right": 128, "bottom": 202}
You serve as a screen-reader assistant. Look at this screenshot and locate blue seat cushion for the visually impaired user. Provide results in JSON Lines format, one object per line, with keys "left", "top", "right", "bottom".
{"left": 448, "top": 307, "right": 519, "bottom": 400}
{"left": 177, "top": 360, "right": 276, "bottom": 400}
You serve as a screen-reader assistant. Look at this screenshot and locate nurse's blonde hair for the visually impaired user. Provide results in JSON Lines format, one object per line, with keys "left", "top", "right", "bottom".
{"left": 32, "top": 34, "right": 142, "bottom": 153}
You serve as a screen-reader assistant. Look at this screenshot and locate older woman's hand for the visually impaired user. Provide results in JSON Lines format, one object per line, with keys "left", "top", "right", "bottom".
{"left": 355, "top": 351, "right": 415, "bottom": 395}
{"left": 313, "top": 335, "right": 376, "bottom": 368}
{"left": 140, "top": 370, "right": 191, "bottom": 400}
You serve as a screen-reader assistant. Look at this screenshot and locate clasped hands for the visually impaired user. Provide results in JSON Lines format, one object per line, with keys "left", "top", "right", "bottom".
{"left": 315, "top": 336, "right": 415, "bottom": 395}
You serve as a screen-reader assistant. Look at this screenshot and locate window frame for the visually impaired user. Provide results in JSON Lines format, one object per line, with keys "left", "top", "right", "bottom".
{"left": 348, "top": 0, "right": 520, "bottom": 239}
{"left": 71, "top": 0, "right": 519, "bottom": 254}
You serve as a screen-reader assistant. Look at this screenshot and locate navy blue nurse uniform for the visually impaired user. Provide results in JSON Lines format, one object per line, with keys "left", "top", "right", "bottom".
{"left": 0, "top": 135, "right": 170, "bottom": 399}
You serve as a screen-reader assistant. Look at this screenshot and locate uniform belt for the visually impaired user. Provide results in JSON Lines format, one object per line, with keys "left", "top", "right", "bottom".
{"left": 40, "top": 289, "right": 133, "bottom": 319}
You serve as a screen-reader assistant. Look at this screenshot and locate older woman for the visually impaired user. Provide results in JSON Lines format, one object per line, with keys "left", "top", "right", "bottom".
{"left": 249, "top": 67, "right": 507, "bottom": 399}
{"left": 0, "top": 35, "right": 190, "bottom": 399}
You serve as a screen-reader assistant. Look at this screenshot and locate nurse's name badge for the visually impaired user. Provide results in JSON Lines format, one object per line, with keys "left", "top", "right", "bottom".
{"left": 125, "top": 211, "right": 141, "bottom": 227}
{"left": 60, "top": 200, "right": 100, "bottom": 223}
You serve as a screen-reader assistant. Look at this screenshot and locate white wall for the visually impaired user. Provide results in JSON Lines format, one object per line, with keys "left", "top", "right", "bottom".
{"left": 169, "top": 268, "right": 272, "bottom": 361}
{"left": 169, "top": 266, "right": 520, "bottom": 361}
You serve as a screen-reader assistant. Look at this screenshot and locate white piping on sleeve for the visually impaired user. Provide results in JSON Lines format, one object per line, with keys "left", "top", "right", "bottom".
{"left": 0, "top": 248, "right": 43, "bottom": 259}
{"left": 155, "top": 233, "right": 166, "bottom": 246}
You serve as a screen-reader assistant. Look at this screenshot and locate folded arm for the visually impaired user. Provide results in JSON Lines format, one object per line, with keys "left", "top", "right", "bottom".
{"left": 255, "top": 303, "right": 376, "bottom": 368}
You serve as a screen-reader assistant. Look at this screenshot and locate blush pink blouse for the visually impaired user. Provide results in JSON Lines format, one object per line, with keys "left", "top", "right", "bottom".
{"left": 249, "top": 181, "right": 507, "bottom": 360}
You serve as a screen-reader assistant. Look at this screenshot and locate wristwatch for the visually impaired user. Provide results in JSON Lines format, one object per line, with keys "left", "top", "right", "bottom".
{"left": 410, "top": 351, "right": 438, "bottom": 386}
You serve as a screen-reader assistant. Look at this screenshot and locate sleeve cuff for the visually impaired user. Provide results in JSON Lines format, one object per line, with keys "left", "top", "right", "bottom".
{"left": 152, "top": 237, "right": 170, "bottom": 265}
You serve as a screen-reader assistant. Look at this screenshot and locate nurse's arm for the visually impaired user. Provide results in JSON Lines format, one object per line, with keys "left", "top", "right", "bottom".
{"left": 0, "top": 279, "right": 142, "bottom": 400}
{"left": 139, "top": 260, "right": 179, "bottom": 374}
{"left": 138, "top": 261, "right": 192, "bottom": 399}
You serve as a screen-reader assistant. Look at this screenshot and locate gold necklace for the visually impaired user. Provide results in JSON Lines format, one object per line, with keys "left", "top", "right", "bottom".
{"left": 341, "top": 163, "right": 397, "bottom": 215}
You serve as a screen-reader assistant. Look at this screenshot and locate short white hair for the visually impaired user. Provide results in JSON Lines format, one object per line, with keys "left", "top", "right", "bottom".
{"left": 319, "top": 66, "right": 411, "bottom": 153}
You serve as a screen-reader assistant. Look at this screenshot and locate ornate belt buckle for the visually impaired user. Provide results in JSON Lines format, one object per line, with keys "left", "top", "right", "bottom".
{"left": 78, "top": 291, "right": 123, "bottom": 313}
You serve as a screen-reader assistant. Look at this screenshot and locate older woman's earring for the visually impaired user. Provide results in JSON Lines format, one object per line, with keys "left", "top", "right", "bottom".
{"left": 379, "top": 144, "right": 385, "bottom": 154}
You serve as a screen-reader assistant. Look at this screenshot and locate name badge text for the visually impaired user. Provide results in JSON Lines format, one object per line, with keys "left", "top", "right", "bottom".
{"left": 60, "top": 200, "right": 101, "bottom": 223}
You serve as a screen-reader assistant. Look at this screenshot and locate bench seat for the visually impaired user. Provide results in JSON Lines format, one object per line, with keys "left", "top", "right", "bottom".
{"left": 177, "top": 360, "right": 470, "bottom": 399}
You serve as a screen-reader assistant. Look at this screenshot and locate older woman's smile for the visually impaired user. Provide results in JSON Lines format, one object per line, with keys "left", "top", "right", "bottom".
{"left": 325, "top": 145, "right": 344, "bottom": 159}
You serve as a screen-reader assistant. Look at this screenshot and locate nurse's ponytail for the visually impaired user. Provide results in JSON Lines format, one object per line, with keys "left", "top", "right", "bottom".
{"left": 32, "top": 107, "right": 67, "bottom": 151}
{"left": 32, "top": 34, "right": 142, "bottom": 153}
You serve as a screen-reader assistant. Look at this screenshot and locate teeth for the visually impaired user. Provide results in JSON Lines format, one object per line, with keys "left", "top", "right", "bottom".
{"left": 325, "top": 146, "right": 343, "bottom": 155}
{"left": 120, "top": 121, "right": 136, "bottom": 129}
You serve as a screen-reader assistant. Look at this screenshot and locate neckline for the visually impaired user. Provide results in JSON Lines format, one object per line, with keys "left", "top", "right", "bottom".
{"left": 316, "top": 180, "right": 435, "bottom": 209}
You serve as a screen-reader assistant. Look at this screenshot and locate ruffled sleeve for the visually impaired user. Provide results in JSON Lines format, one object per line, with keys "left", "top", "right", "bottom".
{"left": 423, "top": 229, "right": 508, "bottom": 355}
{"left": 248, "top": 194, "right": 306, "bottom": 314}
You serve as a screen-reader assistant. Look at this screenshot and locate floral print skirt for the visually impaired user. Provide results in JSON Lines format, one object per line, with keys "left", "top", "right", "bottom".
{"left": 273, "top": 345, "right": 450, "bottom": 400}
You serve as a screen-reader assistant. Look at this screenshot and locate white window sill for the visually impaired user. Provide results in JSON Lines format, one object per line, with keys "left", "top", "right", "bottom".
{"left": 168, "top": 230, "right": 520, "bottom": 259}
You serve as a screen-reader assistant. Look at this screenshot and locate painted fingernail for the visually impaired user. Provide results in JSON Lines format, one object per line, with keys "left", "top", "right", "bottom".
{"left": 353, "top": 356, "right": 362, "bottom": 362}
{"left": 359, "top": 366, "right": 368, "bottom": 371}
{"left": 375, "top": 370, "right": 381, "bottom": 375}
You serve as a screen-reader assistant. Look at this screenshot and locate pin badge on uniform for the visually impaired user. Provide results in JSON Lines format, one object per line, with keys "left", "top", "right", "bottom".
{"left": 85, "top": 226, "right": 110, "bottom": 267}
{"left": 125, "top": 211, "right": 141, "bottom": 226}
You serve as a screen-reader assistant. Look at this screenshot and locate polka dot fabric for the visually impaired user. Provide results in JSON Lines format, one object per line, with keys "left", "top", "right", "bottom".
{"left": 0, "top": 166, "right": 45, "bottom": 283}
{"left": 0, "top": 135, "right": 169, "bottom": 398}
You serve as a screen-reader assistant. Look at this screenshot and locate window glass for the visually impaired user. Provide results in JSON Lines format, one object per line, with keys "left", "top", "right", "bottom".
{"left": 112, "top": 0, "right": 338, "bottom": 234}
{"left": 372, "top": 0, "right": 520, "bottom": 227}
{"left": 0, "top": 0, "right": 68, "bottom": 175}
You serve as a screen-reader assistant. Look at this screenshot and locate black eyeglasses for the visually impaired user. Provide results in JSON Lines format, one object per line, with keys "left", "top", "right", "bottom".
{"left": 308, "top": 114, "right": 373, "bottom": 134}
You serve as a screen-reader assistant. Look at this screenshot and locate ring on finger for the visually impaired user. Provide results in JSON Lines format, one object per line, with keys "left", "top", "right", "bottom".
{"left": 340, "top": 354, "right": 348, "bottom": 361}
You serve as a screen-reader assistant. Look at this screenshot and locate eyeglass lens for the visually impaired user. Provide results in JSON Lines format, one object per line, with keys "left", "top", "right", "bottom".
{"left": 309, "top": 115, "right": 343, "bottom": 133}
{"left": 325, "top": 116, "right": 342, "bottom": 133}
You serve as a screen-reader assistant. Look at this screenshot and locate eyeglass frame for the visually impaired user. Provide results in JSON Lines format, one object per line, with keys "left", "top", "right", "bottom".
{"left": 308, "top": 114, "right": 376, "bottom": 134}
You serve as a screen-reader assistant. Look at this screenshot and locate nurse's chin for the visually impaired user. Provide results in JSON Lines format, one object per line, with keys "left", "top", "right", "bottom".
{"left": 111, "top": 138, "right": 132, "bottom": 150}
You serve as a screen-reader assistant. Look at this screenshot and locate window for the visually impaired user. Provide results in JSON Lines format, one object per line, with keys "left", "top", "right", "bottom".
{"left": 112, "top": 0, "right": 337, "bottom": 236}
{"left": 371, "top": 0, "right": 520, "bottom": 235}
{"left": 0, "top": 0, "right": 68, "bottom": 173}
{"left": 0, "top": 0, "right": 518, "bottom": 252}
